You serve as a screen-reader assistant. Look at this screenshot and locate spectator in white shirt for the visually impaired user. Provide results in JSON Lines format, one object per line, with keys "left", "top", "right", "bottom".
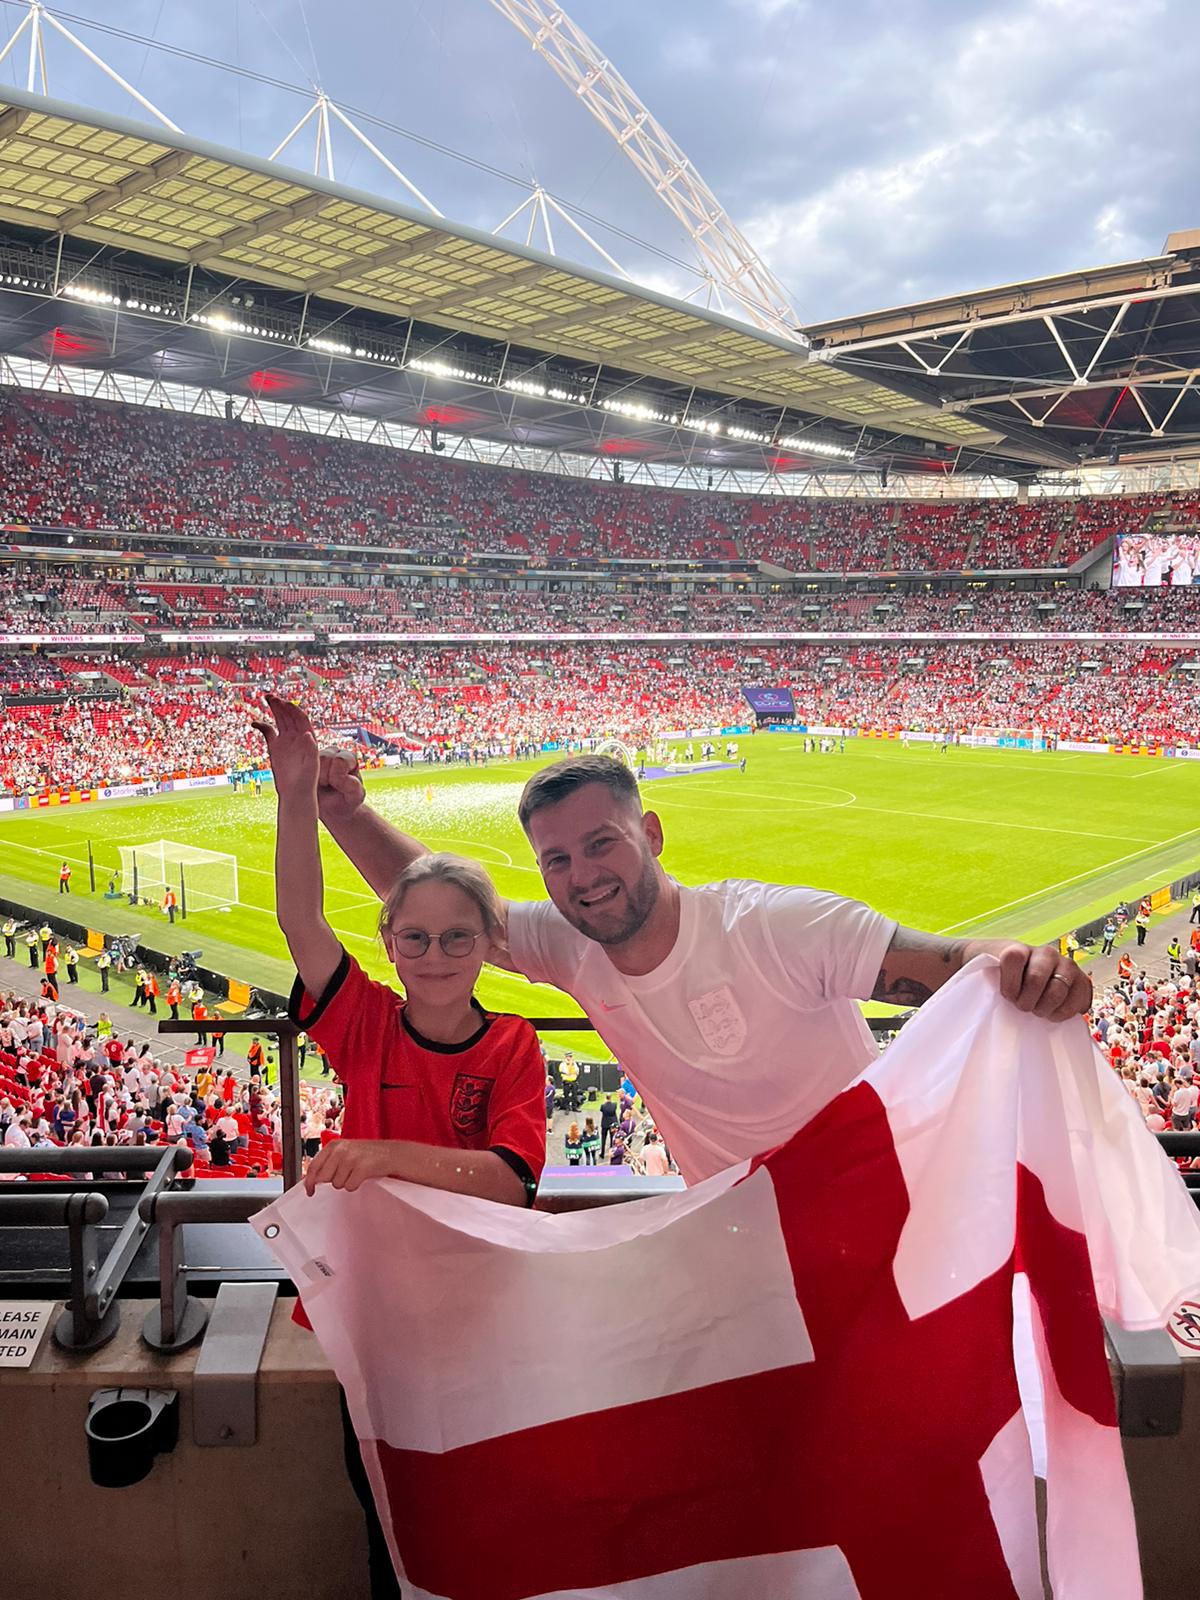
{"left": 1171, "top": 1077, "right": 1199, "bottom": 1130}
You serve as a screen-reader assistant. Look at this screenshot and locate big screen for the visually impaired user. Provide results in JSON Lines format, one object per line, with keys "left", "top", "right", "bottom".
{"left": 742, "top": 685, "right": 795, "bottom": 716}
{"left": 1112, "top": 533, "right": 1200, "bottom": 587}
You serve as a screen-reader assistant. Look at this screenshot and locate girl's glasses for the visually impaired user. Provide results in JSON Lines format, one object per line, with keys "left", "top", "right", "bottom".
{"left": 388, "top": 927, "right": 485, "bottom": 960}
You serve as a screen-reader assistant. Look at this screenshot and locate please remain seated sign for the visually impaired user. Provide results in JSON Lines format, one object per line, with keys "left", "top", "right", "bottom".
{"left": 0, "top": 1304, "right": 53, "bottom": 1367}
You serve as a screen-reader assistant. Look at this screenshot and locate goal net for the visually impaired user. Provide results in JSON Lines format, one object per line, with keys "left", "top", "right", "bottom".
{"left": 967, "top": 726, "right": 1048, "bottom": 751}
{"left": 119, "top": 840, "right": 239, "bottom": 912}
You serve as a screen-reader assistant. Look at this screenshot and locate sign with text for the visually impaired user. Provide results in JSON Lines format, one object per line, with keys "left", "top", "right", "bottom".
{"left": 741, "top": 685, "right": 795, "bottom": 717}
{"left": 0, "top": 1303, "right": 53, "bottom": 1367}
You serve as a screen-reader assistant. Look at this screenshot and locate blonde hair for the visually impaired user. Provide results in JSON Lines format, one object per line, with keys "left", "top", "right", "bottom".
{"left": 568, "top": 1122, "right": 581, "bottom": 1141}
{"left": 379, "top": 852, "right": 502, "bottom": 939}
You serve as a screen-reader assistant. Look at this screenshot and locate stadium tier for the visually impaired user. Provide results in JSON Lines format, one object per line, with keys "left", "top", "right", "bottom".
{"left": 0, "top": 640, "right": 1197, "bottom": 796}
{"left": 4, "top": 391, "right": 1200, "bottom": 571}
{"left": 9, "top": 570, "right": 1200, "bottom": 636}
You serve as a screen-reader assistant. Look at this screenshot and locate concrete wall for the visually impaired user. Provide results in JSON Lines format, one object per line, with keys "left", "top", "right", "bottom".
{"left": 2, "top": 1299, "right": 367, "bottom": 1599}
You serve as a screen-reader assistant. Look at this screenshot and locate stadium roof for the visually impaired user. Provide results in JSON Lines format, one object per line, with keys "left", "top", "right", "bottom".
{"left": 0, "top": 86, "right": 1044, "bottom": 476}
{"left": 806, "top": 234, "right": 1200, "bottom": 470}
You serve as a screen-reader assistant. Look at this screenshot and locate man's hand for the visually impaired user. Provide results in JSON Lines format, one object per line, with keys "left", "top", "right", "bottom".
{"left": 304, "top": 1139, "right": 399, "bottom": 1196}
{"left": 872, "top": 926, "right": 1092, "bottom": 1022}
{"left": 250, "top": 693, "right": 319, "bottom": 805}
{"left": 971, "top": 938, "right": 1092, "bottom": 1022}
{"left": 316, "top": 746, "right": 365, "bottom": 825}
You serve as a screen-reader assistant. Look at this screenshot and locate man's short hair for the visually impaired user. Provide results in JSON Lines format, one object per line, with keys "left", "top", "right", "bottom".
{"left": 518, "top": 755, "right": 640, "bottom": 832}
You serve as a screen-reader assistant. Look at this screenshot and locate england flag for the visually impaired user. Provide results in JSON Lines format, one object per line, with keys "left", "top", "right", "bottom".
{"left": 256, "top": 958, "right": 1200, "bottom": 1598}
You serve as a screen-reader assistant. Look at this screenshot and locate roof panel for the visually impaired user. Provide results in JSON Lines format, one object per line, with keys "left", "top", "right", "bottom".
{"left": 0, "top": 87, "right": 1012, "bottom": 456}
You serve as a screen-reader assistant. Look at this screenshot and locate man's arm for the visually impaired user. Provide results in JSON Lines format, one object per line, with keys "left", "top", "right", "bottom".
{"left": 871, "top": 926, "right": 1092, "bottom": 1022}
{"left": 314, "top": 746, "right": 523, "bottom": 974}
{"left": 314, "top": 747, "right": 429, "bottom": 899}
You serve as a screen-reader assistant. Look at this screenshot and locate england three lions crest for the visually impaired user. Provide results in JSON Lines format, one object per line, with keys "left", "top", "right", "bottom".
{"left": 687, "top": 985, "right": 748, "bottom": 1057}
{"left": 449, "top": 1073, "right": 495, "bottom": 1138}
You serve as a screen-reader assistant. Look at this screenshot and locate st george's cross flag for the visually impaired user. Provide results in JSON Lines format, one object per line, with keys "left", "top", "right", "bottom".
{"left": 255, "top": 958, "right": 1200, "bottom": 1599}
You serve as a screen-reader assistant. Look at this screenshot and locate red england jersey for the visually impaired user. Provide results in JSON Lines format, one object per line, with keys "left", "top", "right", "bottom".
{"left": 290, "top": 948, "right": 547, "bottom": 1196}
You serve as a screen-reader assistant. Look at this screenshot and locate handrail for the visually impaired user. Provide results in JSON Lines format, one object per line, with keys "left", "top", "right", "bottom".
{"left": 0, "top": 1143, "right": 193, "bottom": 1350}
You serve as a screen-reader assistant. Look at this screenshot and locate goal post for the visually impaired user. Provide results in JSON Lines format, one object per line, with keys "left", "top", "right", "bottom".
{"left": 967, "top": 726, "right": 1048, "bottom": 751}
{"left": 119, "top": 840, "right": 239, "bottom": 913}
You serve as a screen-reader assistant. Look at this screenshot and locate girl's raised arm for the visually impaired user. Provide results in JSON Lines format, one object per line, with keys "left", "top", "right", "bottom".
{"left": 252, "top": 693, "right": 343, "bottom": 999}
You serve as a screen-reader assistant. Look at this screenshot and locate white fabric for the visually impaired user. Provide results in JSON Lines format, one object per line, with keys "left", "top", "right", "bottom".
{"left": 870, "top": 959, "right": 1200, "bottom": 1331}
{"left": 507, "top": 879, "right": 896, "bottom": 1182}
{"left": 405, "top": 1549, "right": 864, "bottom": 1600}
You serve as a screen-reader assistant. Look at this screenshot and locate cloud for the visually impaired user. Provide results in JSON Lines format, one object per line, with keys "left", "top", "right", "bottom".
{"left": 724, "top": 0, "right": 1195, "bottom": 316}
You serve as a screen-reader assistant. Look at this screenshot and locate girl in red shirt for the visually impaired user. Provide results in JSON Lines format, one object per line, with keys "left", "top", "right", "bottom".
{"left": 254, "top": 692, "right": 545, "bottom": 1600}
{"left": 254, "top": 691, "right": 545, "bottom": 1203}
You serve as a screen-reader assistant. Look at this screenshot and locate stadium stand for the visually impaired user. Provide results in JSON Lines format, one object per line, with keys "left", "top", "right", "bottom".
{"left": 0, "top": 635, "right": 1196, "bottom": 798}
{"left": 0, "top": 990, "right": 281, "bottom": 1179}
{"left": 0, "top": 391, "right": 1198, "bottom": 800}
{"left": 3, "top": 391, "right": 1197, "bottom": 570}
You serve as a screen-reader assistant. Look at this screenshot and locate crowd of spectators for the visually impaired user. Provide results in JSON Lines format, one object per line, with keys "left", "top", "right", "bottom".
{"left": 0, "top": 991, "right": 283, "bottom": 1179}
{"left": 4, "top": 563, "right": 1200, "bottom": 641}
{"left": 4, "top": 391, "right": 1197, "bottom": 572}
{"left": 1096, "top": 965, "right": 1200, "bottom": 1139}
{"left": 1, "top": 635, "right": 1198, "bottom": 797}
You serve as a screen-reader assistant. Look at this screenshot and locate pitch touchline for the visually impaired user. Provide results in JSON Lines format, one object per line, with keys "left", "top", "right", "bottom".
{"left": 935, "top": 822, "right": 1200, "bottom": 934}
{"left": 1130, "top": 762, "right": 1188, "bottom": 780}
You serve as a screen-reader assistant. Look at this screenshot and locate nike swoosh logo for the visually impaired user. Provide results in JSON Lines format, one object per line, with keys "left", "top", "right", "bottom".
{"left": 598, "top": 1002, "right": 626, "bottom": 1013}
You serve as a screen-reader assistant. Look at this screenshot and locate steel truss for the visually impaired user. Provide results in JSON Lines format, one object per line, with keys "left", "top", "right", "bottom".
{"left": 0, "top": 1, "right": 792, "bottom": 315}
{"left": 6, "top": 349, "right": 1113, "bottom": 499}
{"left": 822, "top": 281, "right": 1200, "bottom": 447}
{"left": 487, "top": 0, "right": 803, "bottom": 342}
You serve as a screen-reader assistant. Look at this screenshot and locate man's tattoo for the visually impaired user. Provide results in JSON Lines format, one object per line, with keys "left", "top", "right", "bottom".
{"left": 870, "top": 974, "right": 935, "bottom": 1005}
{"left": 870, "top": 928, "right": 968, "bottom": 1006}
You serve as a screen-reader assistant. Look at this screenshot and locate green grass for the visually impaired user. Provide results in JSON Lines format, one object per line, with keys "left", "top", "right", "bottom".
{"left": 2, "top": 737, "right": 1199, "bottom": 1057}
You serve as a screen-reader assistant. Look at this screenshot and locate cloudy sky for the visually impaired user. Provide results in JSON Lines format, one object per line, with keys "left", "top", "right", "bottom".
{"left": 0, "top": 0, "right": 1194, "bottom": 323}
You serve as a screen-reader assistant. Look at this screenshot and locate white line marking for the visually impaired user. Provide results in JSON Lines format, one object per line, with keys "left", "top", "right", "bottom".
{"left": 656, "top": 788, "right": 1152, "bottom": 845}
{"left": 1130, "top": 761, "right": 1188, "bottom": 779}
{"left": 420, "top": 833, "right": 541, "bottom": 873}
{"left": 935, "top": 822, "right": 1200, "bottom": 933}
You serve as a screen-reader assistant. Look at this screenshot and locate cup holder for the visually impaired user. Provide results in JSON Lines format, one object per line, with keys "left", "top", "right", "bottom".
{"left": 85, "top": 1387, "right": 179, "bottom": 1487}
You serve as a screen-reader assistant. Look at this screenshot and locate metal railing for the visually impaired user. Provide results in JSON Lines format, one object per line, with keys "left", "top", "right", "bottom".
{"left": 157, "top": 1016, "right": 302, "bottom": 1189}
{"left": 0, "top": 1143, "right": 193, "bottom": 1349}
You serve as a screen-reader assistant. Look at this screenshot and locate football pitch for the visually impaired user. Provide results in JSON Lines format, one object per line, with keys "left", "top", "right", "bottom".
{"left": 1, "top": 735, "right": 1199, "bottom": 1057}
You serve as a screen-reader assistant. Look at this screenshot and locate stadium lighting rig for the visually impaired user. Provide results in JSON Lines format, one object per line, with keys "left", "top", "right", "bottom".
{"left": 16, "top": 250, "right": 861, "bottom": 464}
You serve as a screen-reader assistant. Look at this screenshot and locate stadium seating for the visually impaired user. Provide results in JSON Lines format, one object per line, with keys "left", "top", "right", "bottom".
{"left": 0, "top": 633, "right": 1196, "bottom": 799}
{"left": 1, "top": 391, "right": 1192, "bottom": 571}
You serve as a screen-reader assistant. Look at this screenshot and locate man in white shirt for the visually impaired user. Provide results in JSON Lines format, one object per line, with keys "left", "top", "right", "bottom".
{"left": 638, "top": 1131, "right": 672, "bottom": 1177}
{"left": 4, "top": 1114, "right": 31, "bottom": 1149}
{"left": 286, "top": 706, "right": 1092, "bottom": 1184}
{"left": 1171, "top": 1076, "right": 1200, "bottom": 1130}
